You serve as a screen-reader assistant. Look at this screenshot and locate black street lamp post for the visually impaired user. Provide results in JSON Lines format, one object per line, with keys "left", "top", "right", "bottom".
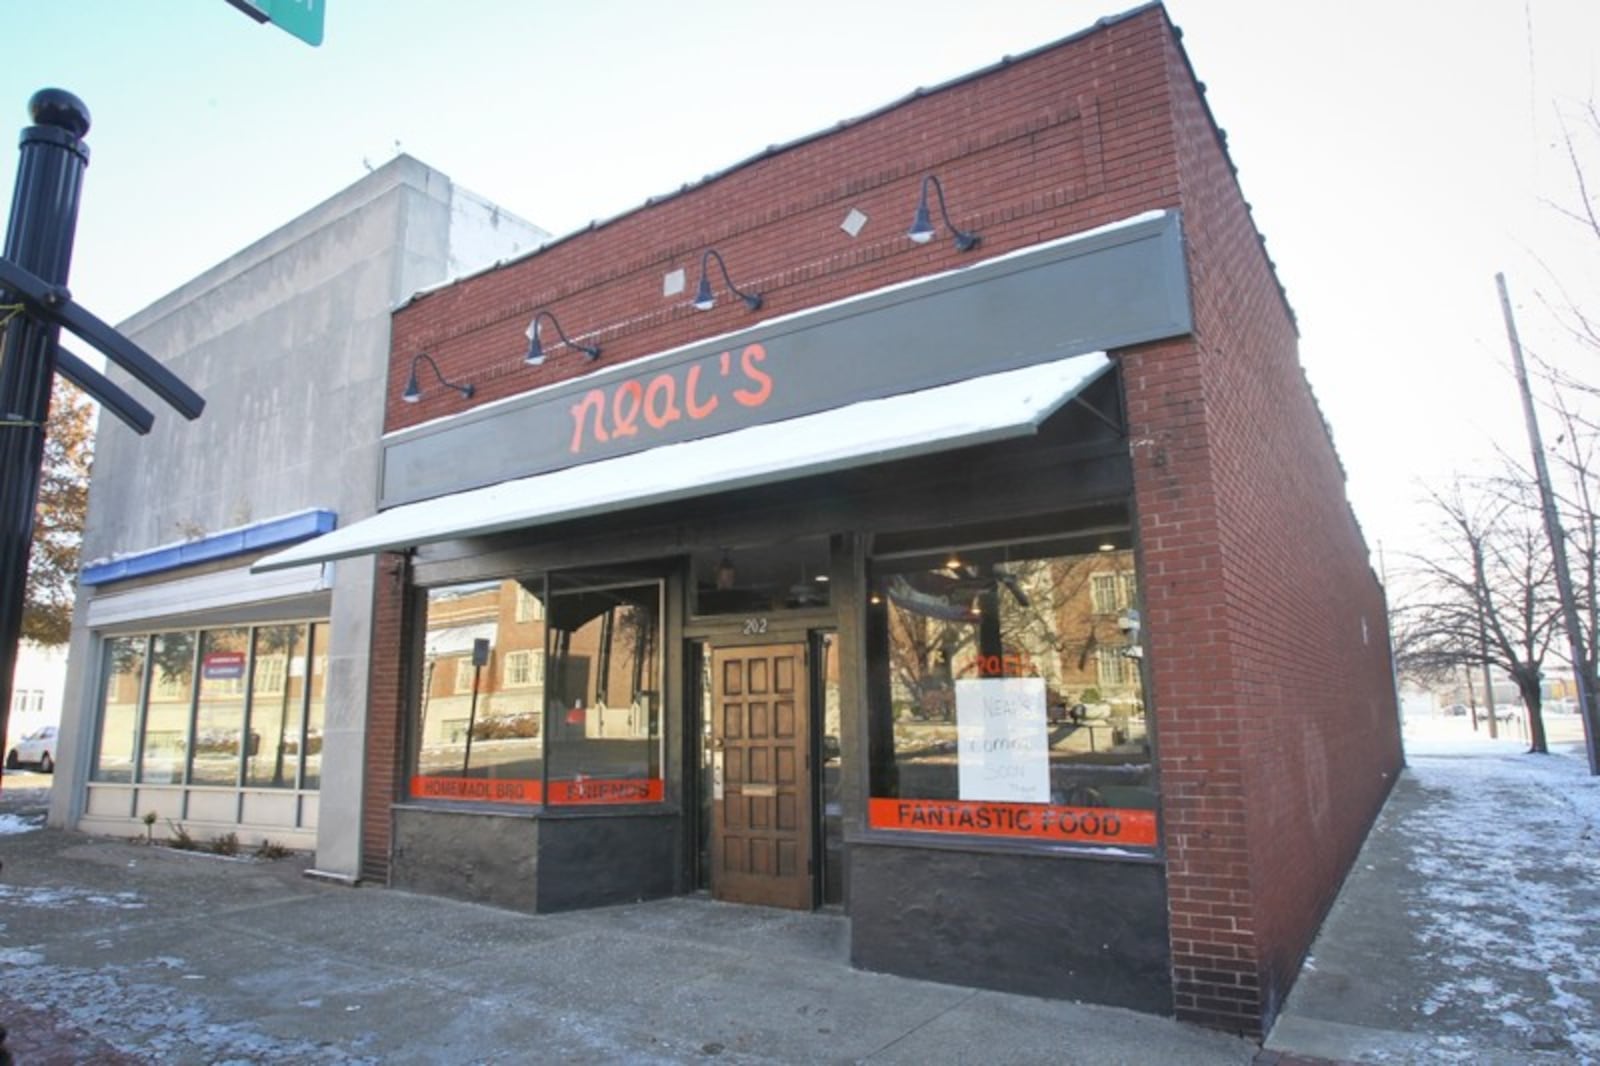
{"left": 0, "top": 90, "right": 205, "bottom": 789}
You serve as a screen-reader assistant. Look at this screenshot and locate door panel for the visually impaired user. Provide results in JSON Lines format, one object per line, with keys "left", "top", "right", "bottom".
{"left": 711, "top": 643, "right": 812, "bottom": 909}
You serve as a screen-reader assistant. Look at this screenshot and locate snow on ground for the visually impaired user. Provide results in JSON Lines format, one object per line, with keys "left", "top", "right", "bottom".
{"left": 0, "top": 884, "right": 145, "bottom": 910}
{"left": 0, "top": 811, "right": 43, "bottom": 835}
{"left": 1399, "top": 714, "right": 1600, "bottom": 1059}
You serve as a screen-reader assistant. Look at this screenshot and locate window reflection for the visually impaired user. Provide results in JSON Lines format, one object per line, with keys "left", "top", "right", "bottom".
{"left": 818, "top": 632, "right": 843, "bottom": 906}
{"left": 691, "top": 537, "right": 831, "bottom": 615}
{"left": 247, "top": 624, "right": 307, "bottom": 789}
{"left": 189, "top": 628, "right": 249, "bottom": 786}
{"left": 412, "top": 580, "right": 545, "bottom": 801}
{"left": 302, "top": 624, "right": 327, "bottom": 789}
{"left": 869, "top": 542, "right": 1155, "bottom": 816}
{"left": 92, "top": 636, "right": 146, "bottom": 783}
{"left": 546, "top": 580, "right": 663, "bottom": 803}
{"left": 141, "top": 632, "right": 194, "bottom": 784}
{"left": 89, "top": 622, "right": 326, "bottom": 792}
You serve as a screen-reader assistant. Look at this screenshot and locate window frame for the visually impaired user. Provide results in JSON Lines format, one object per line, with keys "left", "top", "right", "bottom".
{"left": 864, "top": 532, "right": 1158, "bottom": 854}
{"left": 405, "top": 570, "right": 670, "bottom": 812}
{"left": 88, "top": 618, "right": 326, "bottom": 792}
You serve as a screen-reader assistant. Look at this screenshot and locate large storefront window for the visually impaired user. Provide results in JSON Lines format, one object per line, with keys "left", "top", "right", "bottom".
{"left": 140, "top": 632, "right": 194, "bottom": 784}
{"left": 246, "top": 623, "right": 319, "bottom": 789}
{"left": 412, "top": 580, "right": 545, "bottom": 803}
{"left": 91, "top": 636, "right": 146, "bottom": 783}
{"left": 190, "top": 628, "right": 249, "bottom": 785}
{"left": 866, "top": 538, "right": 1157, "bottom": 849}
{"left": 546, "top": 577, "right": 663, "bottom": 804}
{"left": 408, "top": 575, "right": 664, "bottom": 807}
{"left": 91, "top": 621, "right": 326, "bottom": 790}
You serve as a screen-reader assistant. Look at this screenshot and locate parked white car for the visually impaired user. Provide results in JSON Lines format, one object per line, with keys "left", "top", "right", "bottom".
{"left": 6, "top": 724, "right": 57, "bottom": 773}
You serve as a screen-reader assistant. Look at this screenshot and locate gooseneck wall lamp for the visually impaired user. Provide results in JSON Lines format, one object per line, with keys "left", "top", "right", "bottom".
{"left": 693, "top": 249, "right": 763, "bottom": 312}
{"left": 907, "top": 174, "right": 980, "bottom": 252}
{"left": 402, "top": 352, "right": 474, "bottom": 404}
{"left": 524, "top": 309, "right": 600, "bottom": 366}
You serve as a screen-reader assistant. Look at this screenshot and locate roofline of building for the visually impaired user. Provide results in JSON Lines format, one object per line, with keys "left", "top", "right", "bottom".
{"left": 399, "top": 2, "right": 1172, "bottom": 310}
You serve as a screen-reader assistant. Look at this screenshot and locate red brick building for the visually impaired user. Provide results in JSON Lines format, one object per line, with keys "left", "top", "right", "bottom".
{"left": 259, "top": 2, "right": 1402, "bottom": 1035}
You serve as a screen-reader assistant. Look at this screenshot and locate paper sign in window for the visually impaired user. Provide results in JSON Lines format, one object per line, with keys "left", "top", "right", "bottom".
{"left": 956, "top": 677, "right": 1049, "bottom": 803}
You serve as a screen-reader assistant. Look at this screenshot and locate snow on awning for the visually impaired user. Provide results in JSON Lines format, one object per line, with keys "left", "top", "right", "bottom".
{"left": 252, "top": 351, "right": 1112, "bottom": 573}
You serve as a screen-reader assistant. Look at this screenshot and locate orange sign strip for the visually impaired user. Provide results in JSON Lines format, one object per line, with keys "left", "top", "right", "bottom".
{"left": 410, "top": 775, "right": 543, "bottom": 804}
{"left": 868, "top": 797, "right": 1157, "bottom": 847}
{"left": 548, "top": 778, "right": 664, "bottom": 805}
{"left": 409, "top": 775, "right": 664, "bottom": 806}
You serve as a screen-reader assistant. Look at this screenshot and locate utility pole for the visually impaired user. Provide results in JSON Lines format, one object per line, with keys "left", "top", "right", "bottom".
{"left": 1478, "top": 605, "right": 1498, "bottom": 739}
{"left": 1497, "top": 273, "right": 1599, "bottom": 774}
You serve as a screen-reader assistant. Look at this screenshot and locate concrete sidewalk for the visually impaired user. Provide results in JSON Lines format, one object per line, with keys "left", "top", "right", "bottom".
{"left": 1265, "top": 741, "right": 1600, "bottom": 1064}
{"left": 11, "top": 745, "right": 1591, "bottom": 1066}
{"left": 0, "top": 777, "right": 1253, "bottom": 1065}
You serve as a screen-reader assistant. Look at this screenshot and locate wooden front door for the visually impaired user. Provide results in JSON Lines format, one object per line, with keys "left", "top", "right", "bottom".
{"left": 710, "top": 643, "right": 812, "bottom": 909}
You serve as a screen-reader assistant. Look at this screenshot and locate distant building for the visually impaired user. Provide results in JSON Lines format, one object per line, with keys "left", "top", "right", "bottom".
{"left": 50, "top": 157, "right": 544, "bottom": 882}
{"left": 5, "top": 639, "right": 67, "bottom": 751}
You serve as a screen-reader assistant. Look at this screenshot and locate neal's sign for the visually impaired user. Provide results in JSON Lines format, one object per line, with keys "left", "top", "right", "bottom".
{"left": 567, "top": 344, "right": 772, "bottom": 456}
{"left": 380, "top": 210, "right": 1192, "bottom": 508}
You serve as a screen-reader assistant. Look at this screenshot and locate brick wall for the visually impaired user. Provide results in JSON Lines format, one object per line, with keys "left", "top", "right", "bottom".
{"left": 383, "top": 12, "right": 1180, "bottom": 431}
{"left": 368, "top": 4, "right": 1185, "bottom": 873}
{"left": 1124, "top": 20, "right": 1405, "bottom": 1035}
{"left": 362, "top": 552, "right": 409, "bottom": 880}
{"left": 359, "top": 4, "right": 1404, "bottom": 1034}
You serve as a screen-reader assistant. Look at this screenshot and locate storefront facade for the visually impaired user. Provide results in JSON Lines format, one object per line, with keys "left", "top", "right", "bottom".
{"left": 258, "top": 5, "right": 1403, "bottom": 1035}
{"left": 51, "top": 157, "right": 546, "bottom": 869}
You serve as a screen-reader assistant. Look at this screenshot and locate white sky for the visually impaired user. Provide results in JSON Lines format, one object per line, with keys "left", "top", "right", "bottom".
{"left": 2, "top": 1, "right": 1597, "bottom": 566}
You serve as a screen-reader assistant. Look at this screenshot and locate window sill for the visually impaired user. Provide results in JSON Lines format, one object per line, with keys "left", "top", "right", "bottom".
{"left": 846, "top": 828, "right": 1162, "bottom": 864}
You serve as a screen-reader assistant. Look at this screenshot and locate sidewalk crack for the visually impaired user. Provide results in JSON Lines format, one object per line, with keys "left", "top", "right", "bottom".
{"left": 857, "top": 987, "right": 982, "bottom": 1062}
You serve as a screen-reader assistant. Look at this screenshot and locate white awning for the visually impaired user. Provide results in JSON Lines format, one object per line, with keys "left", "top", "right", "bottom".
{"left": 253, "top": 351, "right": 1112, "bottom": 573}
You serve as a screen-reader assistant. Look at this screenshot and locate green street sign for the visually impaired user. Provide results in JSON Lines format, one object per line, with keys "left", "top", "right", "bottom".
{"left": 226, "top": 0, "right": 325, "bottom": 47}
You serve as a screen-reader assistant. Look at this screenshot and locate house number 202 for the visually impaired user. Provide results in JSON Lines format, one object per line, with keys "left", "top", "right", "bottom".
{"left": 742, "top": 617, "right": 769, "bottom": 635}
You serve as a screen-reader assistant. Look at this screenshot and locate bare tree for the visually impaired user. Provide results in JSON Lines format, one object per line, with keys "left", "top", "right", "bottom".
{"left": 1393, "top": 480, "right": 1562, "bottom": 752}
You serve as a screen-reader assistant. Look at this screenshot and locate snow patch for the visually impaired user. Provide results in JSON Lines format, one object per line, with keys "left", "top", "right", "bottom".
{"left": 0, "top": 812, "right": 44, "bottom": 835}
{"left": 0, "top": 884, "right": 146, "bottom": 910}
{"left": 1396, "top": 735, "right": 1600, "bottom": 1058}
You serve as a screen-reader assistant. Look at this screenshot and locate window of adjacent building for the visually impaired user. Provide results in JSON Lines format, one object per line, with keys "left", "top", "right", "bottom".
{"left": 545, "top": 577, "right": 664, "bottom": 805}
{"left": 411, "top": 580, "right": 544, "bottom": 803}
{"left": 302, "top": 634, "right": 327, "bottom": 790}
{"left": 515, "top": 586, "right": 545, "bottom": 623}
{"left": 246, "top": 624, "right": 309, "bottom": 789}
{"left": 189, "top": 628, "right": 249, "bottom": 786}
{"left": 453, "top": 656, "right": 478, "bottom": 694}
{"left": 1090, "top": 569, "right": 1137, "bottom": 614}
{"left": 503, "top": 649, "right": 544, "bottom": 688}
{"left": 140, "top": 632, "right": 194, "bottom": 785}
{"left": 91, "top": 636, "right": 146, "bottom": 783}
{"left": 90, "top": 621, "right": 326, "bottom": 790}
{"left": 10, "top": 689, "right": 44, "bottom": 714}
{"left": 865, "top": 538, "right": 1156, "bottom": 849}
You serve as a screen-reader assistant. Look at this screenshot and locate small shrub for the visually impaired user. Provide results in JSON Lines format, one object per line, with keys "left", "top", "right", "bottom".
{"left": 209, "top": 832, "right": 240, "bottom": 857}
{"left": 141, "top": 811, "right": 157, "bottom": 845}
{"left": 254, "top": 839, "right": 293, "bottom": 861}
{"left": 165, "top": 820, "right": 198, "bottom": 851}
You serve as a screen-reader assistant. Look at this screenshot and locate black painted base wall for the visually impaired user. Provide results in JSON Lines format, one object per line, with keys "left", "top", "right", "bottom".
{"left": 391, "top": 808, "right": 540, "bottom": 911}
{"left": 849, "top": 843, "right": 1173, "bottom": 1014}
{"left": 536, "top": 813, "right": 680, "bottom": 912}
{"left": 390, "top": 807, "right": 681, "bottom": 914}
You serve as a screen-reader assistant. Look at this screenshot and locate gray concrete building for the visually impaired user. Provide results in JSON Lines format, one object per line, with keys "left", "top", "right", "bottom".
{"left": 49, "top": 156, "right": 544, "bottom": 881}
